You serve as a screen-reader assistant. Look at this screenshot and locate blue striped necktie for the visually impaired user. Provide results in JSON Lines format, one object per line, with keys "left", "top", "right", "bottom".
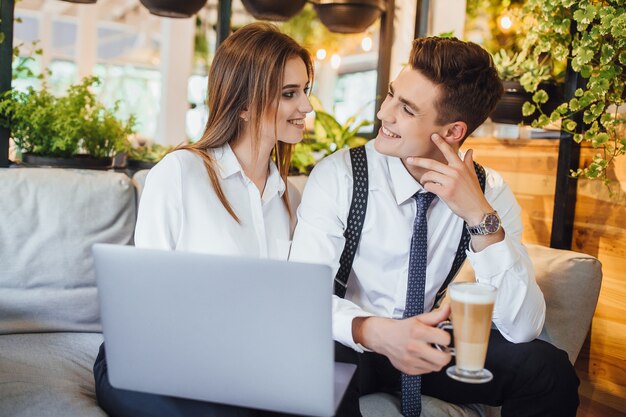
{"left": 401, "top": 191, "right": 437, "bottom": 417}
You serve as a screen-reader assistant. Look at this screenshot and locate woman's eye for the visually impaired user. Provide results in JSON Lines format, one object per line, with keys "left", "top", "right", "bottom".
{"left": 283, "top": 91, "right": 295, "bottom": 98}
{"left": 403, "top": 105, "right": 414, "bottom": 116}
{"left": 387, "top": 90, "right": 393, "bottom": 97}
{"left": 304, "top": 87, "right": 311, "bottom": 95}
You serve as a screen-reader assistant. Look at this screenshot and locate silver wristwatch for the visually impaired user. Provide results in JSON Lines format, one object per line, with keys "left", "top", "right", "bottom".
{"left": 466, "top": 211, "right": 501, "bottom": 236}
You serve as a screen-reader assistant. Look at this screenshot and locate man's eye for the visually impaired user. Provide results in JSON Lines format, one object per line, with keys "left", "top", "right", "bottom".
{"left": 283, "top": 91, "right": 295, "bottom": 98}
{"left": 304, "top": 87, "right": 311, "bottom": 95}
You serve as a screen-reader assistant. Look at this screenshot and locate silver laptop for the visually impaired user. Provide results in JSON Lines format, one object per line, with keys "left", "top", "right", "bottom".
{"left": 93, "top": 244, "right": 355, "bottom": 417}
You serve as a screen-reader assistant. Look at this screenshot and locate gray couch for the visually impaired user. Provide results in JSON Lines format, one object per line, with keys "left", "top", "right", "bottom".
{"left": 0, "top": 167, "right": 603, "bottom": 417}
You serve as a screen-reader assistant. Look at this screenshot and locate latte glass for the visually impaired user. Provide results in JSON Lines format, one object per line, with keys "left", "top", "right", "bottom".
{"left": 438, "top": 282, "right": 497, "bottom": 384}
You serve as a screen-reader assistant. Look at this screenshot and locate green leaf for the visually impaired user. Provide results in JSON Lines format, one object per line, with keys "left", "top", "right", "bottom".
{"left": 557, "top": 103, "right": 569, "bottom": 114}
{"left": 583, "top": 110, "right": 596, "bottom": 124}
{"left": 575, "top": 88, "right": 584, "bottom": 97}
{"left": 522, "top": 102, "right": 536, "bottom": 117}
{"left": 569, "top": 98, "right": 580, "bottom": 112}
{"left": 573, "top": 133, "right": 584, "bottom": 143}
{"left": 592, "top": 132, "right": 610, "bottom": 147}
{"left": 0, "top": 33, "right": 4, "bottom": 44}
{"left": 536, "top": 114, "right": 550, "bottom": 128}
{"left": 580, "top": 64, "right": 593, "bottom": 78}
{"left": 600, "top": 44, "right": 616, "bottom": 65}
{"left": 549, "top": 110, "right": 561, "bottom": 123}
{"left": 533, "top": 90, "right": 549, "bottom": 104}
{"left": 563, "top": 120, "right": 577, "bottom": 131}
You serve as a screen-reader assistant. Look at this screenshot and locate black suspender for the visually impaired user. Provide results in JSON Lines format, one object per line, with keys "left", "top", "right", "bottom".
{"left": 334, "top": 146, "right": 487, "bottom": 309}
{"left": 334, "top": 146, "right": 369, "bottom": 298}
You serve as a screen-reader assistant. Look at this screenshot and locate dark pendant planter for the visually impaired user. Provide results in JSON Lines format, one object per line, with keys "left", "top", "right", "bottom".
{"left": 127, "top": 159, "right": 157, "bottom": 171}
{"left": 313, "top": 0, "right": 386, "bottom": 34}
{"left": 21, "top": 154, "right": 112, "bottom": 170}
{"left": 139, "top": 0, "right": 208, "bottom": 18}
{"left": 241, "top": 0, "right": 307, "bottom": 21}
{"left": 490, "top": 80, "right": 563, "bottom": 125}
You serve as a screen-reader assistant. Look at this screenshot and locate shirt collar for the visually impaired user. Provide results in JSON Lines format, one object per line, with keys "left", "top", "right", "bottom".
{"left": 213, "top": 143, "right": 242, "bottom": 179}
{"left": 387, "top": 155, "right": 425, "bottom": 206}
{"left": 263, "top": 160, "right": 286, "bottom": 201}
{"left": 213, "top": 143, "right": 286, "bottom": 199}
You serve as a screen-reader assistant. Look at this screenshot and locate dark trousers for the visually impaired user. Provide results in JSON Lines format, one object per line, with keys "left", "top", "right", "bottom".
{"left": 334, "top": 330, "right": 580, "bottom": 417}
{"left": 93, "top": 343, "right": 296, "bottom": 417}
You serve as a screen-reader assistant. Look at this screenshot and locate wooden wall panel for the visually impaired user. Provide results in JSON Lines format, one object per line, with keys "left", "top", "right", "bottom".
{"left": 464, "top": 137, "right": 626, "bottom": 416}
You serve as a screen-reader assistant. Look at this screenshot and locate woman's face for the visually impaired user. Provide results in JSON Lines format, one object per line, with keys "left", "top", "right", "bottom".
{"left": 261, "top": 57, "right": 313, "bottom": 145}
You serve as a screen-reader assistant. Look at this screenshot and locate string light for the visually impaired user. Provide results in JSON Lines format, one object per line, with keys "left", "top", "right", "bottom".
{"left": 498, "top": 15, "right": 513, "bottom": 32}
{"left": 330, "top": 53, "right": 341, "bottom": 69}
{"left": 361, "top": 36, "right": 372, "bottom": 52}
{"left": 316, "top": 48, "right": 327, "bottom": 60}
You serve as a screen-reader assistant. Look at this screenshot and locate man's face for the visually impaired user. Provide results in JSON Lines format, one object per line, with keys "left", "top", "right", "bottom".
{"left": 374, "top": 67, "right": 447, "bottom": 162}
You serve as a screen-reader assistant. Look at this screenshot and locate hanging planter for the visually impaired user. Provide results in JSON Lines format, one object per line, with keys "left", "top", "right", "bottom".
{"left": 490, "top": 80, "right": 562, "bottom": 126}
{"left": 139, "top": 0, "right": 208, "bottom": 18}
{"left": 241, "top": 0, "right": 307, "bottom": 21}
{"left": 312, "top": 0, "right": 386, "bottom": 34}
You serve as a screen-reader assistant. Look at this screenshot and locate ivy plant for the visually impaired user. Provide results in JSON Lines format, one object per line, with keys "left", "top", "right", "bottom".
{"left": 518, "top": 0, "right": 626, "bottom": 186}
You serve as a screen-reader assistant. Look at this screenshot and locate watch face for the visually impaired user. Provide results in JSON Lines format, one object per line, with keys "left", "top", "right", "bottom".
{"left": 484, "top": 213, "right": 500, "bottom": 233}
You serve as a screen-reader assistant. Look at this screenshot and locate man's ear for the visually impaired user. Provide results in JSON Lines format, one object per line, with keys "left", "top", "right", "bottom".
{"left": 440, "top": 122, "right": 467, "bottom": 145}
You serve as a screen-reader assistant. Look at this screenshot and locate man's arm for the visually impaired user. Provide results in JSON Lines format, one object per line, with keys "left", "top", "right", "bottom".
{"left": 353, "top": 306, "right": 452, "bottom": 375}
{"left": 406, "top": 134, "right": 545, "bottom": 343}
{"left": 290, "top": 152, "right": 452, "bottom": 373}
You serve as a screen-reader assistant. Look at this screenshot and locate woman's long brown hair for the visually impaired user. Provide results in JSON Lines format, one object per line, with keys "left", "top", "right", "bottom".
{"left": 178, "top": 23, "right": 313, "bottom": 223}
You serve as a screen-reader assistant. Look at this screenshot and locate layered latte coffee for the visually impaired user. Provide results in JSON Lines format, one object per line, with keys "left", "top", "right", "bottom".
{"left": 448, "top": 283, "right": 496, "bottom": 372}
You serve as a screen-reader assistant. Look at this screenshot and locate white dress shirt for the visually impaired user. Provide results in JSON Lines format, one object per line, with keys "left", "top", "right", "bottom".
{"left": 290, "top": 140, "right": 545, "bottom": 351}
{"left": 135, "top": 145, "right": 293, "bottom": 260}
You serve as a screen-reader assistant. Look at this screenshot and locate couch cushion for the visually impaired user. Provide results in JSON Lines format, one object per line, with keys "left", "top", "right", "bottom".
{"left": 0, "top": 168, "right": 137, "bottom": 334}
{"left": 457, "top": 243, "right": 601, "bottom": 363}
{"left": 527, "top": 243, "right": 602, "bottom": 363}
{"left": 0, "top": 332, "right": 106, "bottom": 417}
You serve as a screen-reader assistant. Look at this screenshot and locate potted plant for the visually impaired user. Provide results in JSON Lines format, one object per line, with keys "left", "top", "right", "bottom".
{"left": 0, "top": 76, "right": 136, "bottom": 169}
{"left": 281, "top": 4, "right": 362, "bottom": 56}
{"left": 291, "top": 95, "right": 371, "bottom": 175}
{"left": 490, "top": 49, "right": 564, "bottom": 125}
{"left": 139, "top": 0, "right": 207, "bottom": 18}
{"left": 312, "top": 0, "right": 386, "bottom": 34}
{"left": 241, "top": 0, "right": 307, "bottom": 21}
{"left": 517, "top": 0, "right": 626, "bottom": 185}
{"left": 126, "top": 142, "right": 173, "bottom": 173}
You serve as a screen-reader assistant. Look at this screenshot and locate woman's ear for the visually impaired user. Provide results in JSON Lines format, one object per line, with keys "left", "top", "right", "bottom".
{"left": 440, "top": 122, "right": 467, "bottom": 146}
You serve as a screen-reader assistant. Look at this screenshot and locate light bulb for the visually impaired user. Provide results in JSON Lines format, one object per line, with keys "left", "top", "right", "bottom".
{"left": 361, "top": 36, "right": 372, "bottom": 52}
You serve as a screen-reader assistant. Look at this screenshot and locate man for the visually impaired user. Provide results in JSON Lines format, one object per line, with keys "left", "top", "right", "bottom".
{"left": 289, "top": 37, "right": 579, "bottom": 417}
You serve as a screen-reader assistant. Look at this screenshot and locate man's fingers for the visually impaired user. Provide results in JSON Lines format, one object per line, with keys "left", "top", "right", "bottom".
{"left": 431, "top": 133, "right": 462, "bottom": 165}
{"left": 402, "top": 346, "right": 452, "bottom": 375}
{"left": 406, "top": 156, "right": 453, "bottom": 176}
{"left": 417, "top": 304, "right": 451, "bottom": 326}
{"left": 463, "top": 148, "right": 474, "bottom": 170}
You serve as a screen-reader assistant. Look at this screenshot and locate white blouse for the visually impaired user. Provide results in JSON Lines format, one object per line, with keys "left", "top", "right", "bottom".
{"left": 135, "top": 144, "right": 294, "bottom": 260}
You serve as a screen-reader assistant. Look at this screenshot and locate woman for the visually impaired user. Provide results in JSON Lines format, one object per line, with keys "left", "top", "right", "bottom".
{"left": 94, "top": 22, "right": 313, "bottom": 417}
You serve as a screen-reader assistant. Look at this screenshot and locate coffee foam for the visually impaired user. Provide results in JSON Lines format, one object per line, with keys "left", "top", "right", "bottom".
{"left": 449, "top": 284, "right": 496, "bottom": 304}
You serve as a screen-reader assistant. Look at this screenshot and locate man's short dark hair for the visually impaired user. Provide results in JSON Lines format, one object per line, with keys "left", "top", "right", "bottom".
{"left": 409, "top": 37, "right": 503, "bottom": 138}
